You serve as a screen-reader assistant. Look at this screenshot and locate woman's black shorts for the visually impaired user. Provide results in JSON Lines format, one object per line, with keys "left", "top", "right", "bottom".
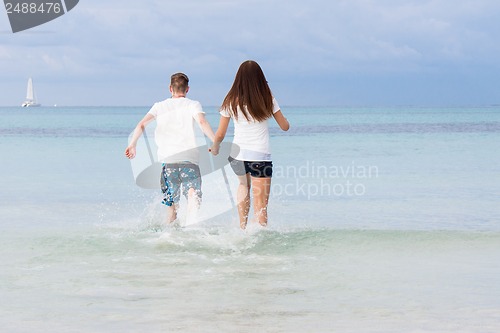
{"left": 228, "top": 157, "right": 273, "bottom": 178}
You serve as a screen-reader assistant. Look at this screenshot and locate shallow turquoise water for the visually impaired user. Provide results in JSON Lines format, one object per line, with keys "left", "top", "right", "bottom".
{"left": 1, "top": 106, "right": 499, "bottom": 332}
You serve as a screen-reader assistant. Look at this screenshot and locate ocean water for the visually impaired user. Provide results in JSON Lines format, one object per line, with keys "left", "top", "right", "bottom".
{"left": 1, "top": 106, "right": 500, "bottom": 332}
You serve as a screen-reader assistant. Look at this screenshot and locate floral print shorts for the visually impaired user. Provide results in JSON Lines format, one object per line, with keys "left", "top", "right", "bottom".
{"left": 160, "top": 163, "right": 202, "bottom": 206}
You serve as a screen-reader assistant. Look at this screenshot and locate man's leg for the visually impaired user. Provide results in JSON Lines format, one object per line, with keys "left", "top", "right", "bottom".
{"left": 161, "top": 165, "right": 181, "bottom": 224}
{"left": 166, "top": 203, "right": 178, "bottom": 223}
{"left": 182, "top": 164, "right": 202, "bottom": 225}
{"left": 186, "top": 187, "right": 201, "bottom": 225}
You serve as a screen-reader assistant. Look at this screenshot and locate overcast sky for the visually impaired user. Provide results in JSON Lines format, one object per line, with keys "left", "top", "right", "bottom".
{"left": 1, "top": 0, "right": 500, "bottom": 106}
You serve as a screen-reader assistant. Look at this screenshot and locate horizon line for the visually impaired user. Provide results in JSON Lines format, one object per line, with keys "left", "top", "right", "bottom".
{"left": 1, "top": 104, "right": 500, "bottom": 109}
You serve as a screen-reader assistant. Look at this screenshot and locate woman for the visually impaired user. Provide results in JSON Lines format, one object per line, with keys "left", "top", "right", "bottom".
{"left": 210, "top": 60, "right": 290, "bottom": 229}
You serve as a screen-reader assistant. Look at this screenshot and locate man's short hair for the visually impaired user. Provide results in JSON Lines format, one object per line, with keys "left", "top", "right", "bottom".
{"left": 171, "top": 73, "right": 189, "bottom": 93}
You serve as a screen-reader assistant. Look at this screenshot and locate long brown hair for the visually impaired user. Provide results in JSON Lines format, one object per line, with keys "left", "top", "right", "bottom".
{"left": 221, "top": 60, "right": 274, "bottom": 122}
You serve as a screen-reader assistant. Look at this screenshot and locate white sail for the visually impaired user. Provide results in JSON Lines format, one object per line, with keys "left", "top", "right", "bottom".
{"left": 26, "top": 77, "right": 34, "bottom": 100}
{"left": 22, "top": 77, "right": 41, "bottom": 107}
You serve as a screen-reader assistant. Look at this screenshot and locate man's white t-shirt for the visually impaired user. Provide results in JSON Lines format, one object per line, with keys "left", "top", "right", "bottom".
{"left": 220, "top": 97, "right": 280, "bottom": 161}
{"left": 148, "top": 97, "right": 204, "bottom": 164}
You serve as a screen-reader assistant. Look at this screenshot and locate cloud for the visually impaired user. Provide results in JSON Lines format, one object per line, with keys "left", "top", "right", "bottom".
{"left": 0, "top": 46, "right": 13, "bottom": 60}
{"left": 1, "top": 0, "right": 500, "bottom": 106}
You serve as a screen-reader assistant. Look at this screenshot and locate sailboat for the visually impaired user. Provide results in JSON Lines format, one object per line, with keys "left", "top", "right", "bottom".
{"left": 21, "top": 77, "right": 41, "bottom": 107}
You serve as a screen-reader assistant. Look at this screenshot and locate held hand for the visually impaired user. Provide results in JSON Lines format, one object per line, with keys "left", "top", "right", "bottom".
{"left": 209, "top": 144, "right": 219, "bottom": 156}
{"left": 125, "top": 146, "right": 136, "bottom": 159}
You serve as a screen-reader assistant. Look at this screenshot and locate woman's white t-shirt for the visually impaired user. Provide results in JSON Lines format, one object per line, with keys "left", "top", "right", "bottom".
{"left": 148, "top": 97, "right": 204, "bottom": 164}
{"left": 220, "top": 98, "right": 280, "bottom": 161}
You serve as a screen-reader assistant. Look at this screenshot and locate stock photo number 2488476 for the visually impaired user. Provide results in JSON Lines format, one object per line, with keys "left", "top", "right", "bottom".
{"left": 4, "top": 0, "right": 78, "bottom": 33}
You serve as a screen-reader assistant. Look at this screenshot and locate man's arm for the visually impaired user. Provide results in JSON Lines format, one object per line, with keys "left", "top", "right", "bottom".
{"left": 194, "top": 113, "right": 215, "bottom": 142}
{"left": 125, "top": 113, "right": 155, "bottom": 159}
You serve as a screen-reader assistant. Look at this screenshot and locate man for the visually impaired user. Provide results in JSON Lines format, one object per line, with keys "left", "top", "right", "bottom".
{"left": 125, "top": 73, "right": 215, "bottom": 224}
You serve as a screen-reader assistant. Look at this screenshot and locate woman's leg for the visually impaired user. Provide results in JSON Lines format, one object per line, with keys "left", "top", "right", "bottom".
{"left": 236, "top": 174, "right": 251, "bottom": 229}
{"left": 251, "top": 176, "right": 272, "bottom": 226}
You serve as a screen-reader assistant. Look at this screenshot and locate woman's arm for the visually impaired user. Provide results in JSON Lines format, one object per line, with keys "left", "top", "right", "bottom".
{"left": 125, "top": 113, "right": 155, "bottom": 159}
{"left": 273, "top": 110, "right": 290, "bottom": 131}
{"left": 209, "top": 116, "right": 230, "bottom": 155}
